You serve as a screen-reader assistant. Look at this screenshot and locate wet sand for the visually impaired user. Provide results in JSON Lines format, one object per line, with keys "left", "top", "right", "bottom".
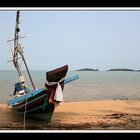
{"left": 0, "top": 99, "right": 140, "bottom": 130}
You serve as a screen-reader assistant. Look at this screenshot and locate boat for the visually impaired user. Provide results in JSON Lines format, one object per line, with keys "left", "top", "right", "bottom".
{"left": 7, "top": 10, "right": 79, "bottom": 122}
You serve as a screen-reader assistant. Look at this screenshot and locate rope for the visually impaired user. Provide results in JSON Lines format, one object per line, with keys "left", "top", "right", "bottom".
{"left": 23, "top": 93, "right": 27, "bottom": 130}
{"left": 19, "top": 59, "right": 27, "bottom": 130}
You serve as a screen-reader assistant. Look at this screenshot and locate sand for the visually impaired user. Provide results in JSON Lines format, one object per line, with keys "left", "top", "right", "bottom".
{"left": 0, "top": 99, "right": 140, "bottom": 130}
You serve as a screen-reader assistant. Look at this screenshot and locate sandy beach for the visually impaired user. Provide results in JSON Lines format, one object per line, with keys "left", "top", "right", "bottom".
{"left": 0, "top": 99, "right": 140, "bottom": 130}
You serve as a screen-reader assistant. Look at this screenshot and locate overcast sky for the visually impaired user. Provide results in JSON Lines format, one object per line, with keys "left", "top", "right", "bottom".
{"left": 0, "top": 9, "right": 140, "bottom": 71}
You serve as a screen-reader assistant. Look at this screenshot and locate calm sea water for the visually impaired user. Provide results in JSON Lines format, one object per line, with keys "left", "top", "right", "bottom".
{"left": 0, "top": 70, "right": 140, "bottom": 103}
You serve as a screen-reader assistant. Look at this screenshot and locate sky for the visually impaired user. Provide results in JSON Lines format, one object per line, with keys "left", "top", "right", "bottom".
{"left": 1, "top": 9, "right": 140, "bottom": 71}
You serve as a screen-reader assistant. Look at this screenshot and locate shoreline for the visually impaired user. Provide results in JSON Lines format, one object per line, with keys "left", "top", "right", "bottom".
{"left": 0, "top": 99, "right": 140, "bottom": 130}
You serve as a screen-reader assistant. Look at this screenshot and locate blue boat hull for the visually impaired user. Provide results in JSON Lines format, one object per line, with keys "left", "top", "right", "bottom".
{"left": 7, "top": 75, "right": 79, "bottom": 115}
{"left": 12, "top": 89, "right": 53, "bottom": 113}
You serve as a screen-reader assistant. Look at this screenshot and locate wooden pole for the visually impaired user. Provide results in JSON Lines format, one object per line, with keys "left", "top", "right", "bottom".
{"left": 21, "top": 53, "right": 36, "bottom": 90}
{"left": 13, "top": 10, "right": 36, "bottom": 90}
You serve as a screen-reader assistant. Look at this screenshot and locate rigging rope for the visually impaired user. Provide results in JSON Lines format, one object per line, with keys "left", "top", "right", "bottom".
{"left": 23, "top": 93, "right": 27, "bottom": 130}
{"left": 19, "top": 59, "right": 27, "bottom": 130}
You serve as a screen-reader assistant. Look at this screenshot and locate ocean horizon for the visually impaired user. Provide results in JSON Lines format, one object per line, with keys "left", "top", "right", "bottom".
{"left": 0, "top": 70, "right": 140, "bottom": 104}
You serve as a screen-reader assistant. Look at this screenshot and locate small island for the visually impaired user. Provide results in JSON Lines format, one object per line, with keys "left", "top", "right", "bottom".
{"left": 76, "top": 68, "right": 99, "bottom": 71}
{"left": 107, "top": 68, "right": 140, "bottom": 72}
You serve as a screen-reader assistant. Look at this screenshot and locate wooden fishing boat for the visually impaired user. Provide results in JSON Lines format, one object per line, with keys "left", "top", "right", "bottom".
{"left": 7, "top": 10, "right": 79, "bottom": 121}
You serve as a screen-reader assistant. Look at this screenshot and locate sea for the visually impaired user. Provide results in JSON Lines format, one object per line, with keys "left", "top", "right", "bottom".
{"left": 0, "top": 70, "right": 140, "bottom": 104}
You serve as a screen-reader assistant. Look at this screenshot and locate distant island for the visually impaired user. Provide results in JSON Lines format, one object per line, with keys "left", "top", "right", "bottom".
{"left": 76, "top": 68, "right": 99, "bottom": 71}
{"left": 107, "top": 68, "right": 140, "bottom": 72}
{"left": 76, "top": 68, "right": 140, "bottom": 72}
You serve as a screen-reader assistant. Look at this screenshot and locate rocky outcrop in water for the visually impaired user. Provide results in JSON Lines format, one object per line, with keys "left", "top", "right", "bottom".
{"left": 76, "top": 68, "right": 99, "bottom": 71}
{"left": 107, "top": 68, "right": 140, "bottom": 72}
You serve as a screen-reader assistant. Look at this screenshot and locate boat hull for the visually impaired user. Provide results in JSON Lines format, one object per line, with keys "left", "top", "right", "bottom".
{"left": 12, "top": 89, "right": 55, "bottom": 114}
{"left": 8, "top": 88, "right": 56, "bottom": 122}
{"left": 7, "top": 74, "right": 79, "bottom": 121}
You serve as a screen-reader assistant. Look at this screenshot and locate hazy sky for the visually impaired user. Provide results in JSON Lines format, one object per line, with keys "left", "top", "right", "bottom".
{"left": 1, "top": 9, "right": 140, "bottom": 71}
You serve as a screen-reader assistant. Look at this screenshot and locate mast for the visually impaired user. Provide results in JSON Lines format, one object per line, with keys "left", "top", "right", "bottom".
{"left": 13, "top": 10, "right": 22, "bottom": 78}
{"left": 12, "top": 10, "right": 36, "bottom": 90}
